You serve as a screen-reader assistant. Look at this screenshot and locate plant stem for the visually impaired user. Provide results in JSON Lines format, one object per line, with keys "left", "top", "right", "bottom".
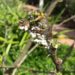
{"left": 12, "top": 44, "right": 39, "bottom": 75}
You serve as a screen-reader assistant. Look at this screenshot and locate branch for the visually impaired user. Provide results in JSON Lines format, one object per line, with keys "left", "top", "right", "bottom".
{"left": 1, "top": 65, "right": 75, "bottom": 74}
{"left": 59, "top": 15, "right": 75, "bottom": 25}
{"left": 4, "top": 38, "right": 33, "bottom": 75}
{"left": 0, "top": 65, "right": 56, "bottom": 75}
{"left": 13, "top": 40, "right": 33, "bottom": 67}
{"left": 12, "top": 43, "right": 39, "bottom": 75}
{"left": 50, "top": 44, "right": 63, "bottom": 72}
{"left": 46, "top": 0, "right": 63, "bottom": 16}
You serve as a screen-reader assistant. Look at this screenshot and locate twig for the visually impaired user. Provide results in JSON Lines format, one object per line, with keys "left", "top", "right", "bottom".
{"left": 0, "top": 66, "right": 15, "bottom": 69}
{"left": 13, "top": 39, "right": 33, "bottom": 66}
{"left": 4, "top": 38, "right": 33, "bottom": 75}
{"left": 41, "top": 17, "right": 63, "bottom": 72}
{"left": 59, "top": 15, "right": 75, "bottom": 25}
{"left": 46, "top": 0, "right": 63, "bottom": 16}
{"left": 1, "top": 65, "right": 75, "bottom": 74}
{"left": 50, "top": 44, "right": 62, "bottom": 72}
{"left": 12, "top": 43, "right": 39, "bottom": 75}
{"left": 0, "top": 65, "right": 56, "bottom": 74}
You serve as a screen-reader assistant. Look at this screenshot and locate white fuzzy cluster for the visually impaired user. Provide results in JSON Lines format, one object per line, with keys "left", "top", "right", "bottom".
{"left": 19, "top": 25, "right": 29, "bottom": 31}
{"left": 29, "top": 26, "right": 49, "bottom": 48}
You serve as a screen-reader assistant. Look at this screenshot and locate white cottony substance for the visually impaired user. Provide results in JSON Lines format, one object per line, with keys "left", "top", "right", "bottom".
{"left": 30, "top": 32, "right": 36, "bottom": 38}
{"left": 19, "top": 25, "right": 29, "bottom": 31}
{"left": 41, "top": 39, "right": 48, "bottom": 46}
{"left": 34, "top": 39, "right": 41, "bottom": 43}
{"left": 31, "top": 26, "right": 41, "bottom": 30}
{"left": 33, "top": 38, "right": 48, "bottom": 48}
{"left": 29, "top": 26, "right": 49, "bottom": 48}
{"left": 24, "top": 26, "right": 29, "bottom": 31}
{"left": 32, "top": 33, "right": 49, "bottom": 48}
{"left": 19, "top": 26, "right": 25, "bottom": 30}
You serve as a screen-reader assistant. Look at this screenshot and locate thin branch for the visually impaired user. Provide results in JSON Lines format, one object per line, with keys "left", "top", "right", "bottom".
{"left": 0, "top": 65, "right": 56, "bottom": 74}
{"left": 50, "top": 44, "right": 62, "bottom": 72}
{"left": 59, "top": 15, "right": 75, "bottom": 25}
{"left": 12, "top": 43, "right": 39, "bottom": 75}
{"left": 13, "top": 39, "right": 33, "bottom": 67}
{"left": 4, "top": 42, "right": 38, "bottom": 75}
{"left": 46, "top": 0, "right": 63, "bottom": 16}
{"left": 4, "top": 38, "right": 33, "bottom": 75}
{"left": 1, "top": 65, "right": 75, "bottom": 74}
